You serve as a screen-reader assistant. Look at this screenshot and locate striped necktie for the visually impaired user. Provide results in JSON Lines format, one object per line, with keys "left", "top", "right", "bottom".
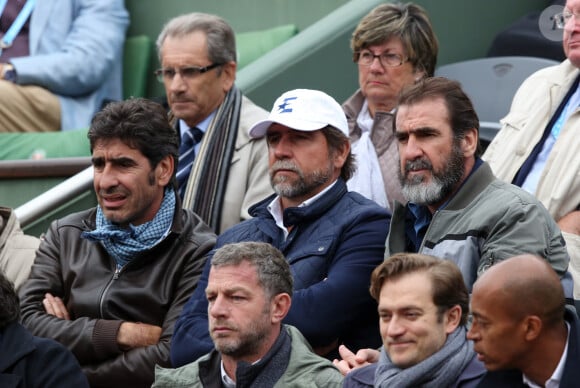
{"left": 176, "top": 127, "right": 204, "bottom": 197}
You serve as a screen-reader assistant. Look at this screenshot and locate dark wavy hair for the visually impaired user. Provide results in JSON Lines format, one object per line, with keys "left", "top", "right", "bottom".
{"left": 88, "top": 98, "right": 179, "bottom": 187}
{"left": 393, "top": 77, "right": 482, "bottom": 156}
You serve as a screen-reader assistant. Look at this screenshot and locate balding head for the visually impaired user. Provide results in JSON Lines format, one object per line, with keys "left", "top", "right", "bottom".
{"left": 468, "top": 256, "right": 569, "bottom": 380}
{"left": 474, "top": 254, "right": 565, "bottom": 327}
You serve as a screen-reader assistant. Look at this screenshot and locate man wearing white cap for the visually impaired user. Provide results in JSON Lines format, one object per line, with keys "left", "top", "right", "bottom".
{"left": 170, "top": 89, "right": 391, "bottom": 367}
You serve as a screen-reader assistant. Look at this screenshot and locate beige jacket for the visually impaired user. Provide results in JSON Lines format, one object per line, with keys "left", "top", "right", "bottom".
{"left": 0, "top": 207, "right": 39, "bottom": 291}
{"left": 188, "top": 95, "right": 272, "bottom": 233}
{"left": 483, "top": 60, "right": 580, "bottom": 296}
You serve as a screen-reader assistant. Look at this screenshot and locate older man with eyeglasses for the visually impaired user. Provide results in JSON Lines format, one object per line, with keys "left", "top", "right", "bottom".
{"left": 483, "top": 0, "right": 580, "bottom": 298}
{"left": 156, "top": 12, "right": 272, "bottom": 234}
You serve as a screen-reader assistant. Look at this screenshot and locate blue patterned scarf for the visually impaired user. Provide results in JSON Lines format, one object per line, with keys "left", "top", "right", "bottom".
{"left": 81, "top": 187, "right": 176, "bottom": 267}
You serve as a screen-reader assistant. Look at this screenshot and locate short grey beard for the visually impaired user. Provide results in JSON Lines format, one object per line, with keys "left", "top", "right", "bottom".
{"left": 401, "top": 176, "right": 447, "bottom": 205}
{"left": 270, "top": 160, "right": 333, "bottom": 199}
{"left": 399, "top": 141, "right": 465, "bottom": 206}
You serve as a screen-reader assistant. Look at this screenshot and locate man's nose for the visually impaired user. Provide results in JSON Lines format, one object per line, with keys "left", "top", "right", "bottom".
{"left": 402, "top": 136, "right": 423, "bottom": 161}
{"left": 386, "top": 316, "right": 406, "bottom": 337}
{"left": 209, "top": 295, "right": 228, "bottom": 318}
{"left": 96, "top": 165, "right": 119, "bottom": 190}
{"left": 271, "top": 137, "right": 293, "bottom": 159}
{"left": 168, "top": 72, "right": 187, "bottom": 93}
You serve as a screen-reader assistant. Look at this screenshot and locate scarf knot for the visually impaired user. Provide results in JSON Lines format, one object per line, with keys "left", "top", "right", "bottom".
{"left": 81, "top": 187, "right": 176, "bottom": 267}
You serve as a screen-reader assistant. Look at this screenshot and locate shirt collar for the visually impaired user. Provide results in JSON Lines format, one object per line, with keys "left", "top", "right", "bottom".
{"left": 522, "top": 321, "right": 570, "bottom": 388}
{"left": 267, "top": 180, "right": 338, "bottom": 239}
{"left": 220, "top": 360, "right": 236, "bottom": 388}
{"left": 220, "top": 357, "right": 262, "bottom": 388}
{"left": 178, "top": 109, "right": 217, "bottom": 137}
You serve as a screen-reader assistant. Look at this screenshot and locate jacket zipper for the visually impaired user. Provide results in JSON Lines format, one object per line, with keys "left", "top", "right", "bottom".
{"left": 419, "top": 209, "right": 438, "bottom": 252}
{"left": 99, "top": 265, "right": 122, "bottom": 317}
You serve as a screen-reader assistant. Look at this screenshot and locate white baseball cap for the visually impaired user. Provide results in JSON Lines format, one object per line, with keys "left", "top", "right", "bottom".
{"left": 248, "top": 89, "right": 349, "bottom": 139}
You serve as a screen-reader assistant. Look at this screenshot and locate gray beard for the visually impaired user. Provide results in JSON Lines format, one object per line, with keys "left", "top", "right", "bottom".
{"left": 270, "top": 160, "right": 333, "bottom": 199}
{"left": 401, "top": 176, "right": 447, "bottom": 205}
{"left": 399, "top": 142, "right": 465, "bottom": 206}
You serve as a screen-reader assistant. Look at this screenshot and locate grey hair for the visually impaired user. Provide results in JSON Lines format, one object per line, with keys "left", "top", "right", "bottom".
{"left": 211, "top": 242, "right": 293, "bottom": 299}
{"left": 351, "top": 2, "right": 438, "bottom": 76}
{"left": 156, "top": 12, "right": 236, "bottom": 64}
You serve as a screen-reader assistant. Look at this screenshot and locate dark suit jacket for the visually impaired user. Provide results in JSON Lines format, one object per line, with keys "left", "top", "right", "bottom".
{"left": 477, "top": 307, "right": 580, "bottom": 387}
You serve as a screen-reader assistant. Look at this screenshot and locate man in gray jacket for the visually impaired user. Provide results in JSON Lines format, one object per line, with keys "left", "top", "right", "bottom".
{"left": 385, "top": 77, "right": 570, "bottom": 293}
{"left": 335, "top": 76, "right": 572, "bottom": 376}
{"left": 154, "top": 242, "right": 343, "bottom": 387}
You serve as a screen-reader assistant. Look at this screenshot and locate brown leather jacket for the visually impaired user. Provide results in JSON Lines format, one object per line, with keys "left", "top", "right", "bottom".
{"left": 18, "top": 205, "right": 216, "bottom": 388}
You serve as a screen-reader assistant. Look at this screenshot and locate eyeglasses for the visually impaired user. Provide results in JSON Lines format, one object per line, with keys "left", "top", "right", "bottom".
{"left": 356, "top": 50, "right": 407, "bottom": 67}
{"left": 553, "top": 10, "right": 580, "bottom": 29}
{"left": 154, "top": 63, "right": 223, "bottom": 82}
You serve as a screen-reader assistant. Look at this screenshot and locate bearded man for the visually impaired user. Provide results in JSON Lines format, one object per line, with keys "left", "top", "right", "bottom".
{"left": 384, "top": 77, "right": 570, "bottom": 292}
{"left": 170, "top": 89, "right": 391, "bottom": 367}
{"left": 154, "top": 242, "right": 343, "bottom": 387}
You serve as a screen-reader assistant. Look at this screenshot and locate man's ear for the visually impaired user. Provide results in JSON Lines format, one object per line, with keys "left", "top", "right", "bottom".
{"left": 333, "top": 140, "right": 350, "bottom": 171}
{"left": 444, "top": 305, "right": 462, "bottom": 334}
{"left": 156, "top": 155, "right": 174, "bottom": 187}
{"left": 270, "top": 293, "right": 292, "bottom": 324}
{"left": 461, "top": 128, "right": 478, "bottom": 158}
{"left": 522, "top": 315, "right": 542, "bottom": 341}
{"left": 220, "top": 61, "right": 237, "bottom": 93}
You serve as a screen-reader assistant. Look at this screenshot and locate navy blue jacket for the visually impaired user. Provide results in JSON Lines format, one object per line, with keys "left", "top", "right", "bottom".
{"left": 171, "top": 179, "right": 391, "bottom": 367}
{"left": 0, "top": 322, "right": 88, "bottom": 388}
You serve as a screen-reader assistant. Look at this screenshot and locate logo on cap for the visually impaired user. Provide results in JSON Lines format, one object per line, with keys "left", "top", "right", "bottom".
{"left": 277, "top": 97, "right": 297, "bottom": 113}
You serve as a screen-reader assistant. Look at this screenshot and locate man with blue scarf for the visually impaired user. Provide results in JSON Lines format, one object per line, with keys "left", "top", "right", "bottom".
{"left": 18, "top": 98, "right": 216, "bottom": 388}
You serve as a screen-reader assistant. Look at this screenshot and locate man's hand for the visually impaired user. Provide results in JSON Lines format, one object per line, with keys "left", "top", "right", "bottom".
{"left": 558, "top": 210, "right": 580, "bottom": 235}
{"left": 43, "top": 293, "right": 71, "bottom": 320}
{"left": 116, "top": 322, "right": 162, "bottom": 351}
{"left": 332, "top": 344, "right": 380, "bottom": 375}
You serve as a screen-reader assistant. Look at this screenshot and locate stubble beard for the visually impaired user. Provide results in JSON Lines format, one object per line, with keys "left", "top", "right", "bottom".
{"left": 211, "top": 307, "right": 271, "bottom": 359}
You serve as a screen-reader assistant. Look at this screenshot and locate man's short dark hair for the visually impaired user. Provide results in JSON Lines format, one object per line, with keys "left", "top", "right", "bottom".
{"left": 393, "top": 77, "right": 482, "bottom": 156}
{"left": 0, "top": 271, "right": 20, "bottom": 329}
{"left": 88, "top": 98, "right": 179, "bottom": 185}
{"left": 211, "top": 242, "right": 293, "bottom": 300}
{"left": 370, "top": 253, "right": 469, "bottom": 325}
